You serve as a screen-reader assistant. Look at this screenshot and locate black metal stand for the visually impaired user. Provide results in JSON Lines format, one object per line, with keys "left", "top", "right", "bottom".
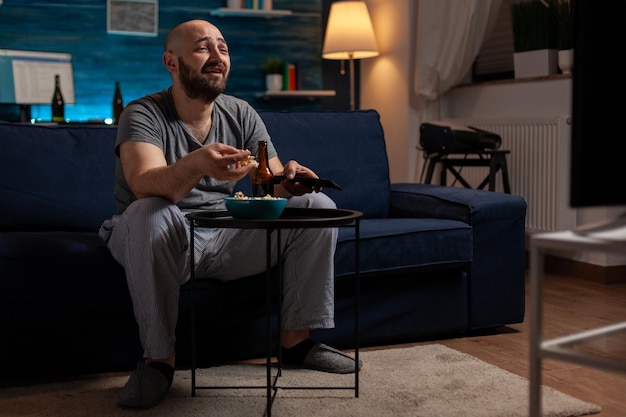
{"left": 424, "top": 150, "right": 511, "bottom": 193}
{"left": 186, "top": 208, "right": 363, "bottom": 417}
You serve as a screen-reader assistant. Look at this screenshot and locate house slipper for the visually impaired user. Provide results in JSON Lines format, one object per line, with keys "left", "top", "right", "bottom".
{"left": 300, "top": 343, "right": 363, "bottom": 374}
{"left": 117, "top": 361, "right": 170, "bottom": 408}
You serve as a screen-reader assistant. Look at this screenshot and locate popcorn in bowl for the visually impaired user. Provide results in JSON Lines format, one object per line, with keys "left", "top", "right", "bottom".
{"left": 234, "top": 191, "right": 280, "bottom": 200}
{"left": 226, "top": 192, "right": 287, "bottom": 219}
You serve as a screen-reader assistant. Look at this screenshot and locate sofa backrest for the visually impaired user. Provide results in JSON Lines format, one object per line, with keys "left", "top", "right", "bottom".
{"left": 0, "top": 110, "right": 391, "bottom": 231}
{"left": 258, "top": 110, "right": 391, "bottom": 218}
{"left": 0, "top": 122, "right": 117, "bottom": 231}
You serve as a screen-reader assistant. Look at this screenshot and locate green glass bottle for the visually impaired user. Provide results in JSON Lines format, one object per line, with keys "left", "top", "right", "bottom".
{"left": 112, "top": 81, "right": 124, "bottom": 125}
{"left": 51, "top": 74, "right": 64, "bottom": 123}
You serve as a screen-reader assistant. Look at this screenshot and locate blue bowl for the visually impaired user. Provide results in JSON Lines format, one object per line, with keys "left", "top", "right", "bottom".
{"left": 224, "top": 196, "right": 288, "bottom": 219}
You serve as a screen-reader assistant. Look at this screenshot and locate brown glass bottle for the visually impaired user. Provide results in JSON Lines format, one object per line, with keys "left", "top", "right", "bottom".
{"left": 112, "top": 81, "right": 124, "bottom": 125}
{"left": 253, "top": 140, "right": 274, "bottom": 197}
{"left": 51, "top": 74, "right": 64, "bottom": 123}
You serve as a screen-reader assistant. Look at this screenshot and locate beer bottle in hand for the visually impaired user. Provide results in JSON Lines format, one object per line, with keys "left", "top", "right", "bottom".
{"left": 51, "top": 74, "right": 64, "bottom": 123}
{"left": 253, "top": 140, "right": 274, "bottom": 197}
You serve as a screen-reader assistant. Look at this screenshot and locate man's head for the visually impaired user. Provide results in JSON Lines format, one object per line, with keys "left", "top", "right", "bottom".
{"left": 163, "top": 20, "right": 230, "bottom": 103}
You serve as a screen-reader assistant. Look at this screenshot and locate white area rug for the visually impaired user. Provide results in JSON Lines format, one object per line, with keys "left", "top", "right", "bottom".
{"left": 0, "top": 344, "right": 600, "bottom": 417}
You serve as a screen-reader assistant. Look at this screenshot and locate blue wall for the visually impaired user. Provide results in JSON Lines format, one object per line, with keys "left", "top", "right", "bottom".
{"left": 0, "top": 0, "right": 323, "bottom": 122}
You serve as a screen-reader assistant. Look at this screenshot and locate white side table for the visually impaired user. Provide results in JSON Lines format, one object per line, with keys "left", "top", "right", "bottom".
{"left": 529, "top": 224, "right": 626, "bottom": 417}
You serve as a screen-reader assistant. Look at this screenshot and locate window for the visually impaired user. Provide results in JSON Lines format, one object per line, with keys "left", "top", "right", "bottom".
{"left": 472, "top": 0, "right": 514, "bottom": 82}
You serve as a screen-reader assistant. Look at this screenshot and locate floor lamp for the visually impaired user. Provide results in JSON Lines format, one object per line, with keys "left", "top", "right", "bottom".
{"left": 322, "top": 1, "right": 379, "bottom": 111}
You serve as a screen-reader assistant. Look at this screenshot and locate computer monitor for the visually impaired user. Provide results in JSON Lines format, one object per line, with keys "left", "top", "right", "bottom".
{"left": 0, "top": 49, "right": 75, "bottom": 106}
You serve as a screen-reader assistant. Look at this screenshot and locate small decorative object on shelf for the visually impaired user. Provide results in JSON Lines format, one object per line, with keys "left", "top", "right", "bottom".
{"left": 558, "top": 49, "right": 573, "bottom": 74}
{"left": 228, "top": 0, "right": 272, "bottom": 10}
{"left": 280, "top": 61, "right": 298, "bottom": 91}
{"left": 555, "top": 0, "right": 573, "bottom": 74}
{"left": 263, "top": 58, "right": 283, "bottom": 91}
{"left": 287, "top": 63, "right": 297, "bottom": 91}
{"left": 511, "top": 0, "right": 559, "bottom": 78}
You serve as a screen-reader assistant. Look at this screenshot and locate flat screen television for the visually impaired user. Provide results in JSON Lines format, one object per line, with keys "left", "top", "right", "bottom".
{"left": 569, "top": 1, "right": 625, "bottom": 211}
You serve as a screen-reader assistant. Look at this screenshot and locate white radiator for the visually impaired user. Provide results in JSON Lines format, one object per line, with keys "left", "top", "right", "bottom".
{"left": 430, "top": 116, "right": 576, "bottom": 233}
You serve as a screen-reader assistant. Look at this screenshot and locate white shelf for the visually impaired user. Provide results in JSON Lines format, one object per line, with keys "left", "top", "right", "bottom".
{"left": 261, "top": 90, "right": 336, "bottom": 99}
{"left": 210, "top": 7, "right": 292, "bottom": 18}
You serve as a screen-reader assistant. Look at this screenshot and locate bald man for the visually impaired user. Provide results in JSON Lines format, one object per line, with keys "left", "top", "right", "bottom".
{"left": 99, "top": 19, "right": 361, "bottom": 409}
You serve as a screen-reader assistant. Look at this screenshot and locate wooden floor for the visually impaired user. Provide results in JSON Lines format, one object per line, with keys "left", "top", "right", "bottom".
{"left": 4, "top": 272, "right": 625, "bottom": 416}
{"left": 384, "top": 272, "right": 626, "bottom": 417}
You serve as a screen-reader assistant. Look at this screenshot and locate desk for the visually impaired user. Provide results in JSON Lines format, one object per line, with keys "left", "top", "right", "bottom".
{"left": 186, "top": 207, "right": 363, "bottom": 417}
{"left": 529, "top": 226, "right": 626, "bottom": 417}
{"left": 423, "top": 150, "right": 511, "bottom": 193}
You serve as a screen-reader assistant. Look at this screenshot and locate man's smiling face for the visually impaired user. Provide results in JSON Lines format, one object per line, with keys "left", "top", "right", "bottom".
{"left": 174, "top": 21, "right": 231, "bottom": 103}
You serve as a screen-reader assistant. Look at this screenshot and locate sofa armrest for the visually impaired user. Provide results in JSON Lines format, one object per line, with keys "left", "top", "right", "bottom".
{"left": 390, "top": 183, "right": 528, "bottom": 329}
{"left": 390, "top": 183, "right": 526, "bottom": 225}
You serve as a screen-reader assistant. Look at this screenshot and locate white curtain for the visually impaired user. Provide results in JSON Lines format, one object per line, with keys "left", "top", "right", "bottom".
{"left": 413, "top": 0, "right": 504, "bottom": 122}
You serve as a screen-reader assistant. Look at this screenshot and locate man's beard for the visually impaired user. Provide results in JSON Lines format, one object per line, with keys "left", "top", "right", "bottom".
{"left": 178, "top": 57, "right": 227, "bottom": 103}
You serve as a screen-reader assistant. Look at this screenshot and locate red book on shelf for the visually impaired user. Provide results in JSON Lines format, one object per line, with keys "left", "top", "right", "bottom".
{"left": 288, "top": 63, "right": 296, "bottom": 91}
{"left": 294, "top": 62, "right": 300, "bottom": 90}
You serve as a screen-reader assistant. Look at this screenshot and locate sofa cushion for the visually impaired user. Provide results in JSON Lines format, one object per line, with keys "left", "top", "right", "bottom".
{"left": 335, "top": 218, "right": 472, "bottom": 277}
{"left": 259, "top": 110, "right": 391, "bottom": 219}
{"left": 0, "top": 122, "right": 117, "bottom": 232}
{"left": 0, "top": 231, "right": 127, "bottom": 313}
{"left": 0, "top": 231, "right": 141, "bottom": 376}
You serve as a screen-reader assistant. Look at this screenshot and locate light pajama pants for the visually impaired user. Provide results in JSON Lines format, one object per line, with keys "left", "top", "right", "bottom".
{"left": 99, "top": 193, "right": 338, "bottom": 360}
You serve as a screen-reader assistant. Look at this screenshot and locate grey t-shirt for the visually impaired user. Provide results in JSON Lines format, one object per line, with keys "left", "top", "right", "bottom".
{"left": 113, "top": 89, "right": 277, "bottom": 214}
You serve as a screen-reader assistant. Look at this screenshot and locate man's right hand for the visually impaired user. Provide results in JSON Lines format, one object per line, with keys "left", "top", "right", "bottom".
{"left": 200, "top": 143, "right": 256, "bottom": 181}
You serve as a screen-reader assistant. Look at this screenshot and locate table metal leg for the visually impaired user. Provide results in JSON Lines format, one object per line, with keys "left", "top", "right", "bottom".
{"left": 439, "top": 161, "right": 447, "bottom": 186}
{"left": 498, "top": 153, "right": 511, "bottom": 193}
{"left": 276, "top": 228, "right": 283, "bottom": 373}
{"left": 529, "top": 244, "right": 544, "bottom": 417}
{"left": 424, "top": 157, "right": 437, "bottom": 184}
{"left": 488, "top": 155, "right": 497, "bottom": 191}
{"left": 190, "top": 221, "right": 197, "bottom": 397}
{"left": 354, "top": 218, "right": 360, "bottom": 396}
{"left": 266, "top": 228, "right": 274, "bottom": 416}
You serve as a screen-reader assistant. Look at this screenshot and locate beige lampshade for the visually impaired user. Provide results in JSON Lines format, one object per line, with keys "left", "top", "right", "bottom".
{"left": 322, "top": 1, "right": 379, "bottom": 60}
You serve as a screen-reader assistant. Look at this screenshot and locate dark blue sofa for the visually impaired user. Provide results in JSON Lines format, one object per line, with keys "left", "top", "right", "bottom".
{"left": 0, "top": 110, "right": 527, "bottom": 378}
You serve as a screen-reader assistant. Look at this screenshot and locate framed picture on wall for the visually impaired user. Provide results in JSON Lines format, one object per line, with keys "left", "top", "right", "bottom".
{"left": 107, "top": 0, "right": 158, "bottom": 37}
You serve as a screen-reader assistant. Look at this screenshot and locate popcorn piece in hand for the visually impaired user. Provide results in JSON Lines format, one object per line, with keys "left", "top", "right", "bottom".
{"left": 238, "top": 155, "right": 259, "bottom": 168}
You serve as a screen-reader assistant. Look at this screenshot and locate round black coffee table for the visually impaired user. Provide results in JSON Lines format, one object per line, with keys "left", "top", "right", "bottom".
{"left": 185, "top": 207, "right": 363, "bottom": 416}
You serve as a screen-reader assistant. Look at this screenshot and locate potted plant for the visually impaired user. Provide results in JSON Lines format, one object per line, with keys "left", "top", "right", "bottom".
{"left": 511, "top": 0, "right": 559, "bottom": 78}
{"left": 262, "top": 58, "right": 283, "bottom": 91}
{"left": 554, "top": 0, "right": 574, "bottom": 74}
